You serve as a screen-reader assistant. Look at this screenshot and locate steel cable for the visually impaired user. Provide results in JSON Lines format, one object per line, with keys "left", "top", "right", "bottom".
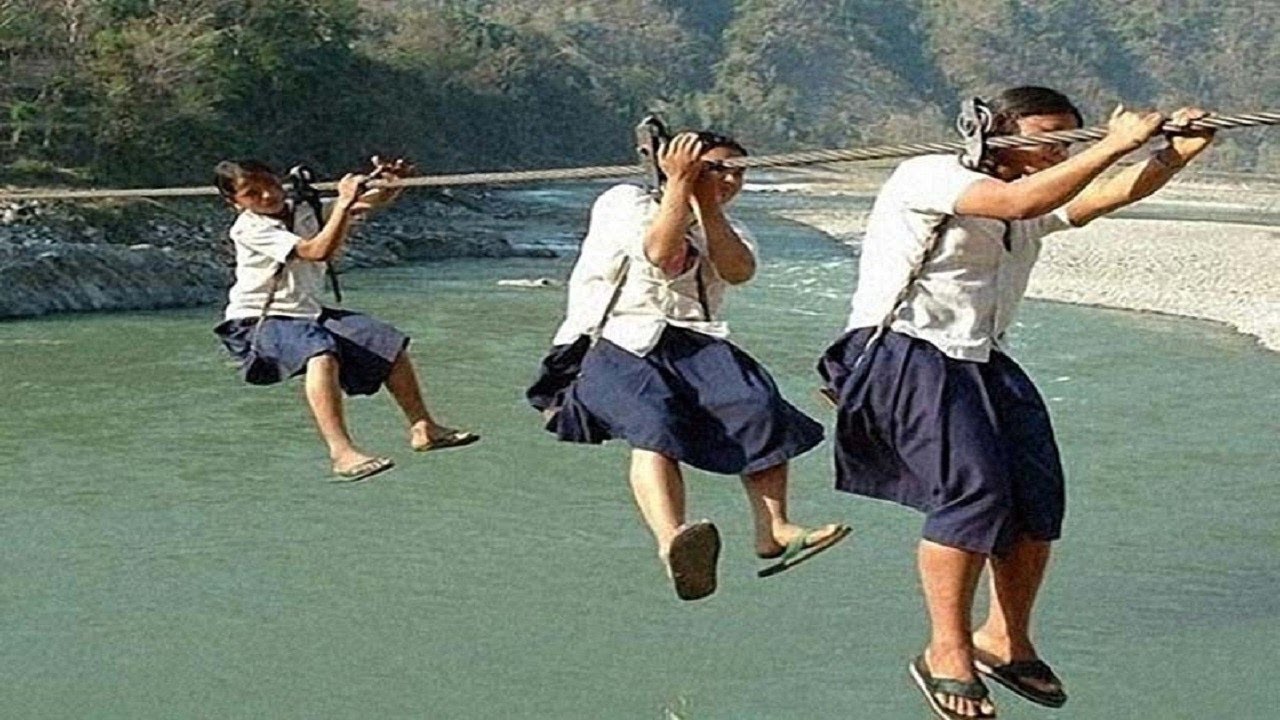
{"left": 1, "top": 111, "right": 1276, "bottom": 201}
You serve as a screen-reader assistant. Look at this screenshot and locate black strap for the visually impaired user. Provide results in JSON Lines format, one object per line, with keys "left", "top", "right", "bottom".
{"left": 287, "top": 198, "right": 343, "bottom": 305}
{"left": 302, "top": 196, "right": 342, "bottom": 304}
{"left": 930, "top": 677, "right": 991, "bottom": 701}
{"left": 694, "top": 257, "right": 712, "bottom": 322}
{"left": 282, "top": 174, "right": 343, "bottom": 305}
{"left": 248, "top": 263, "right": 285, "bottom": 352}
{"left": 249, "top": 198, "right": 328, "bottom": 351}
{"left": 998, "top": 660, "right": 1059, "bottom": 683}
{"left": 326, "top": 264, "right": 343, "bottom": 304}
{"left": 848, "top": 214, "right": 951, "bottom": 370}
{"left": 591, "top": 256, "right": 631, "bottom": 339}
{"left": 589, "top": 248, "right": 709, "bottom": 341}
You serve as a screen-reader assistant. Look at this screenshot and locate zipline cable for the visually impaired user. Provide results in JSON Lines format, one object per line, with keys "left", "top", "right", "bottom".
{"left": 1, "top": 111, "right": 1276, "bottom": 201}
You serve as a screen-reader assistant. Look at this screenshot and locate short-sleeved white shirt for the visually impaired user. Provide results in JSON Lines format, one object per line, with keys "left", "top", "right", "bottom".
{"left": 550, "top": 184, "right": 757, "bottom": 357}
{"left": 847, "top": 154, "right": 1073, "bottom": 361}
{"left": 223, "top": 202, "right": 330, "bottom": 321}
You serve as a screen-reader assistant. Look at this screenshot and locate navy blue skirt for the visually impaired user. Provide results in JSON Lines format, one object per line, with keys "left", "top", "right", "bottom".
{"left": 818, "top": 328, "right": 1065, "bottom": 555}
{"left": 545, "top": 326, "right": 824, "bottom": 475}
{"left": 525, "top": 334, "right": 591, "bottom": 414}
{"left": 214, "top": 308, "right": 409, "bottom": 396}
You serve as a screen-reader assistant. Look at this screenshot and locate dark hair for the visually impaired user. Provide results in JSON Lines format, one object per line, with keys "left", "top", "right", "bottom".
{"left": 213, "top": 159, "right": 278, "bottom": 203}
{"left": 989, "top": 86, "right": 1084, "bottom": 134}
{"left": 695, "top": 130, "right": 748, "bottom": 156}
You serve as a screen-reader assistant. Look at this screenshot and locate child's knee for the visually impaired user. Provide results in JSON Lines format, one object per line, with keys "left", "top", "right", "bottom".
{"left": 631, "top": 447, "right": 679, "bottom": 467}
{"left": 306, "top": 352, "right": 340, "bottom": 371}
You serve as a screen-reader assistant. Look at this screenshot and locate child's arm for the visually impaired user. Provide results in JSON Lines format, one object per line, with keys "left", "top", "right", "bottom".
{"left": 955, "top": 106, "right": 1164, "bottom": 221}
{"left": 1065, "top": 107, "right": 1215, "bottom": 227}
{"left": 645, "top": 133, "right": 703, "bottom": 274}
{"left": 294, "top": 174, "right": 364, "bottom": 261}
{"left": 694, "top": 189, "right": 755, "bottom": 284}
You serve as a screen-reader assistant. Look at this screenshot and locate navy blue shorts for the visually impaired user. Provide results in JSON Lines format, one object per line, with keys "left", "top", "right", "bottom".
{"left": 546, "top": 326, "right": 825, "bottom": 475}
{"left": 818, "top": 328, "right": 1065, "bottom": 555}
{"left": 214, "top": 308, "right": 409, "bottom": 396}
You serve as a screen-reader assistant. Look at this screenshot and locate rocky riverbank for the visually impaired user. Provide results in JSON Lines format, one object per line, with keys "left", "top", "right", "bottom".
{"left": 0, "top": 188, "right": 565, "bottom": 318}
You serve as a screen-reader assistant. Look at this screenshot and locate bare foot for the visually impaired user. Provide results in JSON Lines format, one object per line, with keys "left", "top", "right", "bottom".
{"left": 409, "top": 420, "right": 478, "bottom": 452}
{"left": 331, "top": 448, "right": 381, "bottom": 475}
{"left": 972, "top": 630, "right": 1063, "bottom": 698}
{"left": 756, "top": 522, "right": 845, "bottom": 557}
{"left": 408, "top": 420, "right": 437, "bottom": 450}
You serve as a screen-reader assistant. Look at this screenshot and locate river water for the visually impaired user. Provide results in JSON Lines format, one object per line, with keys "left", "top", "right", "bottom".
{"left": 1, "top": 184, "right": 1277, "bottom": 718}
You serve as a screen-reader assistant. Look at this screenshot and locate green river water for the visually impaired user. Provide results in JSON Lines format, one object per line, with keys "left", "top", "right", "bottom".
{"left": 1, "top": 186, "right": 1277, "bottom": 718}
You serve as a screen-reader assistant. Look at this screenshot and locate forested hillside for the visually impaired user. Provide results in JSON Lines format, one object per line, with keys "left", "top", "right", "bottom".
{"left": 1, "top": 0, "right": 1276, "bottom": 186}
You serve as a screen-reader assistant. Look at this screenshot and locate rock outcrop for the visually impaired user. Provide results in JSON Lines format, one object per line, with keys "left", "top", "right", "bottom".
{"left": 0, "top": 189, "right": 560, "bottom": 319}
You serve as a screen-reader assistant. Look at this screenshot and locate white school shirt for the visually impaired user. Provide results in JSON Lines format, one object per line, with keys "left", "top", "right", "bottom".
{"left": 223, "top": 201, "right": 332, "bottom": 321}
{"left": 550, "top": 183, "right": 756, "bottom": 357}
{"left": 847, "top": 154, "right": 1073, "bottom": 362}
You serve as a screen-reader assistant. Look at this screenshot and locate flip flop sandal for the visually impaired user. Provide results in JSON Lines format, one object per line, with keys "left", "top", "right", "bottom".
{"left": 909, "top": 654, "right": 996, "bottom": 720}
{"left": 974, "top": 657, "right": 1067, "bottom": 708}
{"left": 665, "top": 521, "right": 720, "bottom": 601}
{"left": 331, "top": 456, "right": 395, "bottom": 483}
{"left": 815, "top": 387, "right": 839, "bottom": 408}
{"left": 757, "top": 524, "right": 851, "bottom": 578}
{"left": 414, "top": 428, "right": 480, "bottom": 453}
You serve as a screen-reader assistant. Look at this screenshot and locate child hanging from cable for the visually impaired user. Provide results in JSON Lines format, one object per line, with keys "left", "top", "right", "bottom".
{"left": 528, "top": 125, "right": 849, "bottom": 601}
{"left": 817, "top": 88, "right": 1214, "bottom": 720}
{"left": 213, "top": 157, "right": 478, "bottom": 482}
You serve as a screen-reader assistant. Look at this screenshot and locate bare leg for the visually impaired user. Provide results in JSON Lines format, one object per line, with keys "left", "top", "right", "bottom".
{"left": 385, "top": 351, "right": 434, "bottom": 425}
{"left": 382, "top": 351, "right": 458, "bottom": 450}
{"left": 974, "top": 537, "right": 1061, "bottom": 695}
{"left": 304, "top": 354, "right": 377, "bottom": 471}
{"left": 741, "top": 462, "right": 844, "bottom": 555}
{"left": 919, "top": 539, "right": 996, "bottom": 718}
{"left": 629, "top": 449, "right": 687, "bottom": 558}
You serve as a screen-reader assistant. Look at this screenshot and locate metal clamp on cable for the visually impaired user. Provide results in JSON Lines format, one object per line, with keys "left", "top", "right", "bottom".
{"left": 956, "top": 98, "right": 996, "bottom": 171}
{"left": 286, "top": 165, "right": 323, "bottom": 222}
{"left": 635, "top": 115, "right": 672, "bottom": 198}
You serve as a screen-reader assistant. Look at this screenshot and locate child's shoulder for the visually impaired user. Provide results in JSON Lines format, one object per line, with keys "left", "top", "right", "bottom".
{"left": 595, "top": 182, "right": 649, "bottom": 205}
{"left": 229, "top": 209, "right": 285, "bottom": 240}
{"left": 894, "top": 154, "right": 966, "bottom": 179}
{"left": 588, "top": 183, "right": 652, "bottom": 223}
{"left": 883, "top": 154, "right": 985, "bottom": 201}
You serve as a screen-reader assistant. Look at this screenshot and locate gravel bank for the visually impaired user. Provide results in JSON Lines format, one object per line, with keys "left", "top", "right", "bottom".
{"left": 771, "top": 176, "right": 1280, "bottom": 352}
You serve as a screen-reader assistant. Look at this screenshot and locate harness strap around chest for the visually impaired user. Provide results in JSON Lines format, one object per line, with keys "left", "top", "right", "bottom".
{"left": 283, "top": 198, "right": 343, "bottom": 305}
{"left": 862, "top": 215, "right": 1015, "bottom": 358}
{"left": 249, "top": 199, "right": 337, "bottom": 351}
{"left": 590, "top": 256, "right": 631, "bottom": 342}
{"left": 591, "top": 249, "right": 713, "bottom": 344}
{"left": 694, "top": 259, "right": 712, "bottom": 322}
